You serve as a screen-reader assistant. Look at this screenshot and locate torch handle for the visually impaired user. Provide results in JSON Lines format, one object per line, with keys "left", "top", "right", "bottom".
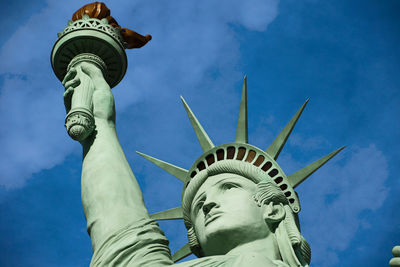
{"left": 70, "top": 69, "right": 94, "bottom": 111}
{"left": 65, "top": 68, "right": 95, "bottom": 141}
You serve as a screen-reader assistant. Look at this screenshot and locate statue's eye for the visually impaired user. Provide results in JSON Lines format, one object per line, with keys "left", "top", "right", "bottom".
{"left": 194, "top": 199, "right": 205, "bottom": 214}
{"left": 222, "top": 183, "right": 238, "bottom": 190}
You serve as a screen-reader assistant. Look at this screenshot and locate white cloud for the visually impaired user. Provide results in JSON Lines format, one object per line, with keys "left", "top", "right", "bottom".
{"left": 0, "top": 75, "right": 76, "bottom": 189}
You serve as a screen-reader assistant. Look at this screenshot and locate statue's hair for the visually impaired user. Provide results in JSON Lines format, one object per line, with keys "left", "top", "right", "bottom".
{"left": 253, "top": 181, "right": 288, "bottom": 206}
{"left": 254, "top": 182, "right": 311, "bottom": 265}
{"left": 182, "top": 160, "right": 311, "bottom": 264}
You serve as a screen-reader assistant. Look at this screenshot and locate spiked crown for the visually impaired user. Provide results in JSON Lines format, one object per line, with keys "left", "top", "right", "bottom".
{"left": 137, "top": 76, "right": 344, "bottom": 261}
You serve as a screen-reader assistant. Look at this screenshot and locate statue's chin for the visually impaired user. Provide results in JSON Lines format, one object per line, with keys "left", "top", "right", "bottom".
{"left": 200, "top": 228, "right": 248, "bottom": 255}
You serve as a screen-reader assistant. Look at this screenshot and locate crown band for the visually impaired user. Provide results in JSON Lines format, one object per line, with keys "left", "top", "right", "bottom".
{"left": 182, "top": 143, "right": 300, "bottom": 219}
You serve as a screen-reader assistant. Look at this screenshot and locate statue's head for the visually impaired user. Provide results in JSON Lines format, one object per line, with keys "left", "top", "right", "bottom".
{"left": 138, "top": 77, "right": 343, "bottom": 264}
{"left": 181, "top": 146, "right": 311, "bottom": 265}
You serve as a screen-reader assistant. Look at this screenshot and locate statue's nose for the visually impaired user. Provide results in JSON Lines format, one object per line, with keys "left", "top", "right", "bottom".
{"left": 202, "top": 201, "right": 217, "bottom": 216}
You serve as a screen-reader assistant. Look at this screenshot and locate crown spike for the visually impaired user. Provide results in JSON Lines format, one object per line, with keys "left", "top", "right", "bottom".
{"left": 235, "top": 75, "right": 248, "bottom": 143}
{"left": 172, "top": 243, "right": 192, "bottom": 262}
{"left": 288, "top": 146, "right": 345, "bottom": 188}
{"left": 265, "top": 99, "right": 309, "bottom": 160}
{"left": 180, "top": 96, "right": 214, "bottom": 152}
{"left": 150, "top": 206, "right": 183, "bottom": 221}
{"left": 136, "top": 151, "right": 189, "bottom": 183}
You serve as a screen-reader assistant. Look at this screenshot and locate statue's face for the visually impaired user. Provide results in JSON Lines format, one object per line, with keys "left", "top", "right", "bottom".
{"left": 190, "top": 173, "right": 270, "bottom": 255}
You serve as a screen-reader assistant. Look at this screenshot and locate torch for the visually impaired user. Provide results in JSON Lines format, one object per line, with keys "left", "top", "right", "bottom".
{"left": 51, "top": 2, "right": 151, "bottom": 141}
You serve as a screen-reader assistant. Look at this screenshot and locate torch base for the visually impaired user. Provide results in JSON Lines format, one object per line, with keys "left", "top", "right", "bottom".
{"left": 51, "top": 16, "right": 127, "bottom": 88}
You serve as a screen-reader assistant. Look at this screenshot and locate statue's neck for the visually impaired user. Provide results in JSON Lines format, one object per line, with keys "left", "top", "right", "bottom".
{"left": 226, "top": 234, "right": 281, "bottom": 261}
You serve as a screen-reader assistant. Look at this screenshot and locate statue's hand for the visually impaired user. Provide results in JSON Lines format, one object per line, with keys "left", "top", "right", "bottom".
{"left": 62, "top": 62, "right": 115, "bottom": 123}
{"left": 62, "top": 67, "right": 78, "bottom": 114}
{"left": 390, "top": 246, "right": 400, "bottom": 267}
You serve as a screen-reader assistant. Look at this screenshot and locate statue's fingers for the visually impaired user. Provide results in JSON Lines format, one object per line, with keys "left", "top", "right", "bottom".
{"left": 62, "top": 70, "right": 76, "bottom": 86}
{"left": 62, "top": 67, "right": 77, "bottom": 85}
{"left": 64, "top": 76, "right": 80, "bottom": 90}
{"left": 63, "top": 87, "right": 74, "bottom": 113}
{"left": 63, "top": 87, "right": 74, "bottom": 99}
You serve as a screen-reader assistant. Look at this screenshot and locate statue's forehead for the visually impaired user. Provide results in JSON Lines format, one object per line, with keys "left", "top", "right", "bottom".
{"left": 195, "top": 173, "right": 256, "bottom": 196}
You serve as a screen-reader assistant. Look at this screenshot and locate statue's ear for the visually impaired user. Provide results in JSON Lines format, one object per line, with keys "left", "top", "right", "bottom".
{"left": 263, "top": 202, "right": 286, "bottom": 223}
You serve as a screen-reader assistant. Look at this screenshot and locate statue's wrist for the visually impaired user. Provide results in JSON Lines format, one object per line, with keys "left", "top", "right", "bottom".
{"left": 92, "top": 76, "right": 111, "bottom": 92}
{"left": 95, "top": 117, "right": 116, "bottom": 129}
{"left": 80, "top": 118, "right": 116, "bottom": 147}
{"left": 92, "top": 74, "right": 107, "bottom": 84}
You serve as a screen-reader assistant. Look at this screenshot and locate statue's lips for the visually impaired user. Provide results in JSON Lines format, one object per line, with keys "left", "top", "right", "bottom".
{"left": 205, "top": 211, "right": 223, "bottom": 226}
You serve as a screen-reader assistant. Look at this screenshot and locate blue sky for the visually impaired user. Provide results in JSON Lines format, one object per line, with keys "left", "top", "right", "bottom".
{"left": 0, "top": 0, "right": 399, "bottom": 266}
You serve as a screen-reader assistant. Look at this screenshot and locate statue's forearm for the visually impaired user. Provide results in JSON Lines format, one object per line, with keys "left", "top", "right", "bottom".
{"left": 81, "top": 118, "right": 149, "bottom": 251}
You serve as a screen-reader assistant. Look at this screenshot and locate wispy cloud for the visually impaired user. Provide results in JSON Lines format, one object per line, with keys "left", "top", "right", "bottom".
{"left": 0, "top": 75, "right": 75, "bottom": 189}
{"left": 295, "top": 144, "right": 389, "bottom": 266}
{"left": 289, "top": 133, "right": 331, "bottom": 151}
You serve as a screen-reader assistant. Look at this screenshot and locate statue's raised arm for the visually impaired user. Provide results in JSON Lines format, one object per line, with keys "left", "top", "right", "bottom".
{"left": 63, "top": 62, "right": 148, "bottom": 245}
{"left": 52, "top": 3, "right": 175, "bottom": 266}
{"left": 63, "top": 61, "right": 174, "bottom": 266}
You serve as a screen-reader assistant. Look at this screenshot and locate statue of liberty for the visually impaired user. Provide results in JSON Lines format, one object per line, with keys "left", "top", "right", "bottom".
{"left": 50, "top": 3, "right": 371, "bottom": 267}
